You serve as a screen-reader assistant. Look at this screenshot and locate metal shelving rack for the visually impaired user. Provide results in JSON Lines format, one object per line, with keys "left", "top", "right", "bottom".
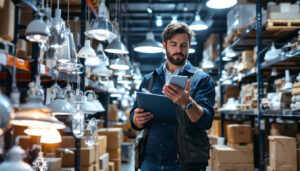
{"left": 218, "top": 0, "right": 300, "bottom": 170}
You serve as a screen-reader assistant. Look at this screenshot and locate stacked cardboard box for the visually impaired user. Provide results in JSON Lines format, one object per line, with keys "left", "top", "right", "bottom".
{"left": 270, "top": 122, "right": 297, "bottom": 137}
{"left": 241, "top": 83, "right": 267, "bottom": 109}
{"left": 237, "top": 50, "right": 255, "bottom": 73}
{"left": 211, "top": 124, "right": 254, "bottom": 171}
{"left": 108, "top": 162, "right": 115, "bottom": 171}
{"left": 268, "top": 136, "right": 297, "bottom": 171}
{"left": 98, "top": 128, "right": 123, "bottom": 171}
{"left": 267, "top": 2, "right": 300, "bottom": 20}
{"left": 0, "top": 0, "right": 14, "bottom": 41}
{"left": 203, "top": 33, "right": 219, "bottom": 62}
{"left": 108, "top": 104, "right": 119, "bottom": 122}
{"left": 99, "top": 153, "right": 109, "bottom": 171}
{"left": 292, "top": 82, "right": 300, "bottom": 96}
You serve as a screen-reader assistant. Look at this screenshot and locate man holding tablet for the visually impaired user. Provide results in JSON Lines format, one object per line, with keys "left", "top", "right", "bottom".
{"left": 130, "top": 22, "right": 215, "bottom": 171}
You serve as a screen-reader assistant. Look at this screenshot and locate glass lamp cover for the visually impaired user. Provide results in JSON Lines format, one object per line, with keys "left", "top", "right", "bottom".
{"left": 72, "top": 104, "right": 85, "bottom": 138}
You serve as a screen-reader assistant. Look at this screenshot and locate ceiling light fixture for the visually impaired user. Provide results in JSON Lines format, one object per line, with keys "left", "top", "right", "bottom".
{"left": 156, "top": 16, "right": 163, "bottom": 27}
{"left": 171, "top": 16, "right": 178, "bottom": 23}
{"left": 78, "top": 39, "right": 96, "bottom": 58}
{"left": 206, "top": 0, "right": 237, "bottom": 9}
{"left": 189, "top": 48, "right": 196, "bottom": 54}
{"left": 110, "top": 57, "right": 130, "bottom": 70}
{"left": 85, "top": 0, "right": 117, "bottom": 41}
{"left": 133, "top": 32, "right": 164, "bottom": 53}
{"left": 224, "top": 47, "right": 237, "bottom": 58}
{"left": 105, "top": 37, "right": 129, "bottom": 54}
{"left": 26, "top": 11, "right": 50, "bottom": 43}
{"left": 189, "top": 12, "right": 208, "bottom": 31}
{"left": 146, "top": 7, "right": 152, "bottom": 14}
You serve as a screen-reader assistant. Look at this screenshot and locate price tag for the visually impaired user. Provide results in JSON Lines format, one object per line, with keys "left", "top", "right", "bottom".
{"left": 0, "top": 53, "right": 7, "bottom": 65}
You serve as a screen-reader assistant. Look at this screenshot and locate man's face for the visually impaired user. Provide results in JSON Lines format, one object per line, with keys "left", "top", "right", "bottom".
{"left": 163, "top": 33, "right": 190, "bottom": 66}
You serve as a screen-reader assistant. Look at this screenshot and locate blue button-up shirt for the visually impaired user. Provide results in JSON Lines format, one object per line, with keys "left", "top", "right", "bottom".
{"left": 130, "top": 61, "right": 215, "bottom": 166}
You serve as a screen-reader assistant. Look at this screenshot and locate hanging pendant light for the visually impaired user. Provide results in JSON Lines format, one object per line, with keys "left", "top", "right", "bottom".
{"left": 105, "top": 37, "right": 129, "bottom": 54}
{"left": 72, "top": 103, "right": 85, "bottom": 138}
{"left": 48, "top": 90, "right": 76, "bottom": 115}
{"left": 133, "top": 32, "right": 164, "bottom": 53}
{"left": 85, "top": 44, "right": 109, "bottom": 67}
{"left": 40, "top": 129, "right": 62, "bottom": 143}
{"left": 0, "top": 146, "right": 33, "bottom": 171}
{"left": 78, "top": 39, "right": 96, "bottom": 58}
{"left": 206, "top": 0, "right": 237, "bottom": 9}
{"left": 189, "top": 12, "right": 208, "bottom": 31}
{"left": 92, "top": 65, "right": 112, "bottom": 77}
{"left": 110, "top": 57, "right": 130, "bottom": 70}
{"left": 85, "top": 0, "right": 117, "bottom": 41}
{"left": 26, "top": 12, "right": 50, "bottom": 43}
{"left": 0, "top": 91, "right": 12, "bottom": 129}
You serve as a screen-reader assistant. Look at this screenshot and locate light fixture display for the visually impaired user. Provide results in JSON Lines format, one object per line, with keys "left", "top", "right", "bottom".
{"left": 171, "top": 16, "right": 178, "bottom": 23}
{"left": 32, "top": 152, "right": 48, "bottom": 170}
{"left": 26, "top": 12, "right": 50, "bottom": 43}
{"left": 156, "top": 16, "right": 163, "bottom": 27}
{"left": 85, "top": 0, "right": 117, "bottom": 41}
{"left": 40, "top": 129, "right": 62, "bottom": 143}
{"left": 105, "top": 37, "right": 129, "bottom": 54}
{"left": 133, "top": 32, "right": 164, "bottom": 53}
{"left": 189, "top": 13, "right": 208, "bottom": 31}
{"left": 0, "top": 92, "right": 12, "bottom": 129}
{"left": 188, "top": 48, "right": 195, "bottom": 54}
{"left": 109, "top": 57, "right": 130, "bottom": 70}
{"left": 72, "top": 103, "right": 85, "bottom": 138}
{"left": 224, "top": 47, "right": 237, "bottom": 58}
{"left": 78, "top": 39, "right": 96, "bottom": 58}
{"left": 206, "top": 0, "right": 237, "bottom": 9}
{"left": 92, "top": 65, "right": 112, "bottom": 77}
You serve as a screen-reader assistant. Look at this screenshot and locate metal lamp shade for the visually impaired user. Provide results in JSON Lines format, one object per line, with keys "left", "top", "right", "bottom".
{"left": 85, "top": 18, "right": 117, "bottom": 41}
{"left": 48, "top": 99, "right": 76, "bottom": 115}
{"left": 92, "top": 65, "right": 112, "bottom": 76}
{"left": 17, "top": 97, "right": 51, "bottom": 113}
{"left": 133, "top": 32, "right": 164, "bottom": 53}
{"left": 109, "top": 58, "right": 130, "bottom": 70}
{"left": 26, "top": 16, "right": 50, "bottom": 43}
{"left": 11, "top": 110, "right": 65, "bottom": 129}
{"left": 0, "top": 92, "right": 12, "bottom": 128}
{"left": 78, "top": 40, "right": 96, "bottom": 58}
{"left": 206, "top": 0, "right": 237, "bottom": 9}
{"left": 40, "top": 129, "right": 62, "bottom": 143}
{"left": 105, "top": 38, "right": 129, "bottom": 54}
{"left": 93, "top": 100, "right": 105, "bottom": 112}
{"left": 189, "top": 14, "right": 208, "bottom": 31}
{"left": 0, "top": 146, "right": 33, "bottom": 171}
{"left": 85, "top": 57, "right": 101, "bottom": 67}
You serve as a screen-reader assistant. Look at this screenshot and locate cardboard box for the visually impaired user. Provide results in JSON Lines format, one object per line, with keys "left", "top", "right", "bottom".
{"left": 213, "top": 146, "right": 253, "bottom": 164}
{"left": 59, "top": 146, "right": 95, "bottom": 167}
{"left": 108, "top": 147, "right": 121, "bottom": 160}
{"left": 99, "top": 153, "right": 109, "bottom": 170}
{"left": 110, "top": 159, "right": 121, "bottom": 171}
{"left": 108, "top": 104, "right": 119, "bottom": 121}
{"left": 60, "top": 136, "right": 86, "bottom": 148}
{"left": 227, "top": 142, "right": 254, "bottom": 150}
{"left": 292, "top": 87, "right": 300, "bottom": 95}
{"left": 213, "top": 163, "right": 254, "bottom": 171}
{"left": 0, "top": 0, "right": 4, "bottom": 8}
{"left": 208, "top": 135, "right": 219, "bottom": 145}
{"left": 227, "top": 124, "right": 252, "bottom": 143}
{"left": 98, "top": 128, "right": 123, "bottom": 150}
{"left": 16, "top": 39, "right": 27, "bottom": 59}
{"left": 98, "top": 136, "right": 107, "bottom": 156}
{"left": 269, "top": 136, "right": 297, "bottom": 170}
{"left": 293, "top": 82, "right": 300, "bottom": 89}
{"left": 241, "top": 50, "right": 254, "bottom": 63}
{"left": 267, "top": 165, "right": 297, "bottom": 171}
{"left": 94, "top": 143, "right": 101, "bottom": 161}
{"left": 204, "top": 33, "right": 219, "bottom": 62}
{"left": 109, "top": 162, "right": 115, "bottom": 171}
{"left": 81, "top": 164, "right": 94, "bottom": 171}
{"left": 0, "top": 0, "right": 14, "bottom": 41}
{"left": 271, "top": 123, "right": 297, "bottom": 137}
{"left": 45, "top": 157, "right": 62, "bottom": 171}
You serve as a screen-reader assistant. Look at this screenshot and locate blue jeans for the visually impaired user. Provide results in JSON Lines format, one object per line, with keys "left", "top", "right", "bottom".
{"left": 141, "top": 160, "right": 184, "bottom": 171}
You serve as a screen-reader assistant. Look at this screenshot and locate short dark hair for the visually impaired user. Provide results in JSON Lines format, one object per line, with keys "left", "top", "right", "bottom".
{"left": 162, "top": 22, "right": 195, "bottom": 43}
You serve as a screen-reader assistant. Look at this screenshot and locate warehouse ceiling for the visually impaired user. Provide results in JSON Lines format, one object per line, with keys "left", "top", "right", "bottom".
{"left": 106, "top": 0, "right": 229, "bottom": 75}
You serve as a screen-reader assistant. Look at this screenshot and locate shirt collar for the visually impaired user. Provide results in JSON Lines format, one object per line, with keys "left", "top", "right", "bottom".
{"left": 155, "top": 60, "right": 195, "bottom": 75}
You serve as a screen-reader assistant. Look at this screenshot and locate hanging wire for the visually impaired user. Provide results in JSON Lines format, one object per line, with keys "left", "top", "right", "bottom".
{"left": 67, "top": 0, "right": 70, "bottom": 27}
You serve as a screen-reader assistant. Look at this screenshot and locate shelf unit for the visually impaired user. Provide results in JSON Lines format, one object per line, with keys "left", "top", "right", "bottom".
{"left": 218, "top": 1, "right": 300, "bottom": 170}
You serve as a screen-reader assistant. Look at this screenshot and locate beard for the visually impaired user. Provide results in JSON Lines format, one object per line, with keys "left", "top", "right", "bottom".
{"left": 166, "top": 47, "right": 188, "bottom": 66}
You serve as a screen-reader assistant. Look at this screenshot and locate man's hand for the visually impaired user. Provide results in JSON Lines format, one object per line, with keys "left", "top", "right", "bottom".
{"left": 163, "top": 79, "right": 191, "bottom": 107}
{"left": 133, "top": 108, "right": 154, "bottom": 129}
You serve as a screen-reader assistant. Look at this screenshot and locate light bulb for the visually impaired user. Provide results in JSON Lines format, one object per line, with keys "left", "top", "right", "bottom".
{"left": 40, "top": 129, "right": 62, "bottom": 144}
{"left": 32, "top": 152, "right": 47, "bottom": 171}
{"left": 84, "top": 118, "right": 98, "bottom": 147}
{"left": 72, "top": 104, "right": 85, "bottom": 138}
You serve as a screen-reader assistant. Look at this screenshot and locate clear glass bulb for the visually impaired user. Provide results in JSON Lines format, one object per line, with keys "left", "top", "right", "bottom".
{"left": 32, "top": 152, "right": 47, "bottom": 171}
{"left": 84, "top": 118, "right": 98, "bottom": 147}
{"left": 72, "top": 104, "right": 85, "bottom": 138}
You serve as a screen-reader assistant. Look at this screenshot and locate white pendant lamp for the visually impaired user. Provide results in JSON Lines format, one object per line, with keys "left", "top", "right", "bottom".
{"left": 48, "top": 96, "right": 76, "bottom": 115}
{"left": 92, "top": 65, "right": 112, "bottom": 76}
{"left": 0, "top": 92, "right": 12, "bottom": 129}
{"left": 105, "top": 37, "right": 129, "bottom": 54}
{"left": 206, "top": 0, "right": 237, "bottom": 9}
{"left": 78, "top": 39, "right": 96, "bottom": 58}
{"left": 189, "top": 13, "right": 208, "bottom": 31}
{"left": 133, "top": 32, "right": 164, "bottom": 53}
{"left": 0, "top": 146, "right": 33, "bottom": 171}
{"left": 26, "top": 12, "right": 50, "bottom": 43}
{"left": 110, "top": 57, "right": 130, "bottom": 70}
{"left": 85, "top": 0, "right": 117, "bottom": 41}
{"left": 40, "top": 129, "right": 62, "bottom": 143}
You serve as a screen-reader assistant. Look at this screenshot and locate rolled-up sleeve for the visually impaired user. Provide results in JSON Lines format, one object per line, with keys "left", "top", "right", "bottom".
{"left": 191, "top": 73, "right": 215, "bottom": 130}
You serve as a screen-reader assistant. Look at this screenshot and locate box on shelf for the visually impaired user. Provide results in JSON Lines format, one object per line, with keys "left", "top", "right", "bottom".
{"left": 99, "top": 153, "right": 109, "bottom": 170}
{"left": 204, "top": 33, "right": 219, "bottom": 62}
{"left": 98, "top": 128, "right": 123, "bottom": 150}
{"left": 208, "top": 135, "right": 219, "bottom": 145}
{"left": 108, "top": 147, "right": 121, "bottom": 160}
{"left": 292, "top": 87, "right": 300, "bottom": 96}
{"left": 0, "top": 0, "right": 4, "bottom": 8}
{"left": 268, "top": 136, "right": 297, "bottom": 170}
{"left": 81, "top": 164, "right": 94, "bottom": 171}
{"left": 45, "top": 158, "right": 62, "bottom": 171}
{"left": 58, "top": 146, "right": 95, "bottom": 167}
{"left": 241, "top": 50, "right": 254, "bottom": 63}
{"left": 271, "top": 122, "right": 297, "bottom": 137}
{"left": 108, "top": 104, "right": 119, "bottom": 122}
{"left": 16, "top": 39, "right": 27, "bottom": 59}
{"left": 110, "top": 159, "right": 121, "bottom": 171}
{"left": 227, "top": 142, "right": 254, "bottom": 150}
{"left": 227, "top": 124, "right": 252, "bottom": 143}
{"left": 94, "top": 142, "right": 101, "bottom": 161}
{"left": 213, "top": 163, "right": 254, "bottom": 171}
{"left": 0, "top": 0, "right": 15, "bottom": 41}
{"left": 60, "top": 136, "right": 86, "bottom": 148}
{"left": 213, "top": 146, "right": 253, "bottom": 164}
{"left": 98, "top": 136, "right": 107, "bottom": 156}
{"left": 108, "top": 162, "right": 115, "bottom": 171}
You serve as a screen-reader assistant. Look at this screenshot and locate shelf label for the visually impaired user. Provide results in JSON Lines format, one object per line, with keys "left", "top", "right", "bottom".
{"left": 0, "top": 54, "right": 7, "bottom": 65}
{"left": 40, "top": 64, "right": 45, "bottom": 74}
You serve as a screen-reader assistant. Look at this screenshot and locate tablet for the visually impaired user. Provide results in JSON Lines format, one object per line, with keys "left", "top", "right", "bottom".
{"left": 169, "top": 75, "right": 188, "bottom": 89}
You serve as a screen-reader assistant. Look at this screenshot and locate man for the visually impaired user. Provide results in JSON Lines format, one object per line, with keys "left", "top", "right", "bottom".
{"left": 130, "top": 22, "right": 215, "bottom": 171}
